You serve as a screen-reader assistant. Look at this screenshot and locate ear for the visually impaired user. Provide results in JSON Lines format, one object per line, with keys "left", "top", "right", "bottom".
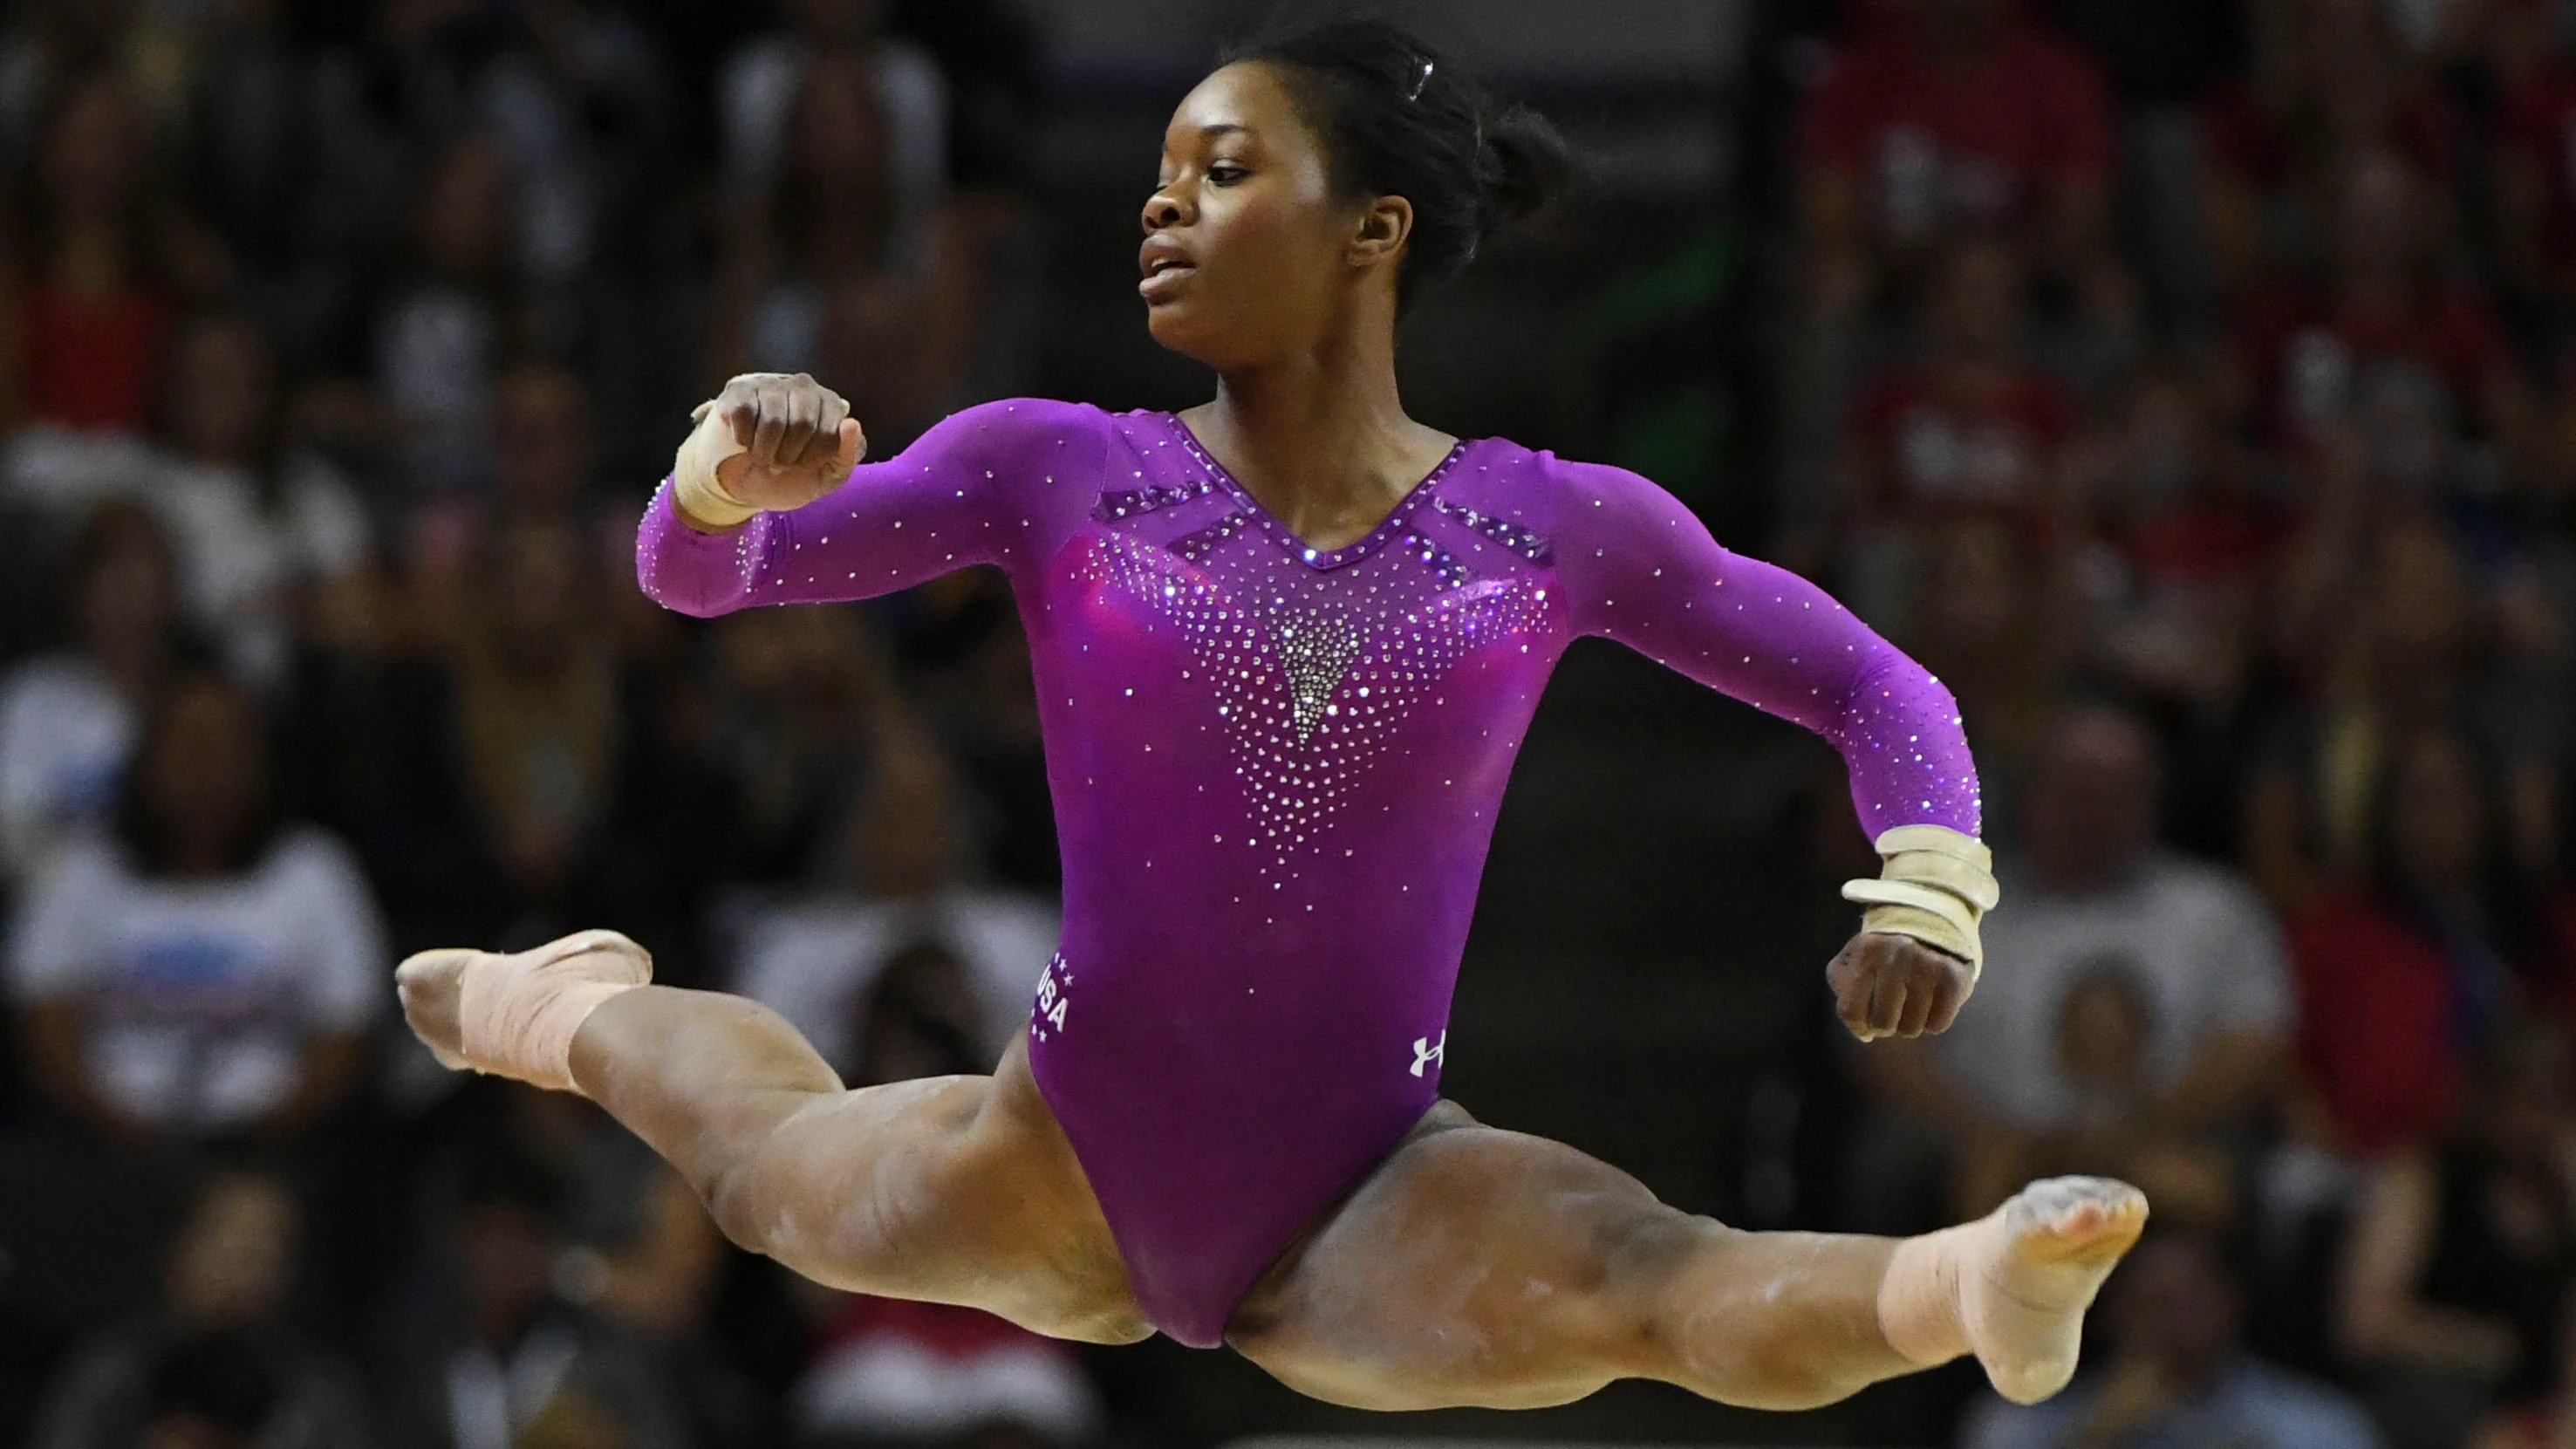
{"left": 1348, "top": 194, "right": 1413, "bottom": 270}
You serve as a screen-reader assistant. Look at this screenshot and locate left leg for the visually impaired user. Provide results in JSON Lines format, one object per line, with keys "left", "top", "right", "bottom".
{"left": 1226, "top": 1104, "right": 2144, "bottom": 1412}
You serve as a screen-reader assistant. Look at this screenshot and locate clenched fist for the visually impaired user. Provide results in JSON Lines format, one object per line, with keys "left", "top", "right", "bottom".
{"left": 674, "top": 372, "right": 867, "bottom": 529}
{"left": 1828, "top": 931, "right": 1974, "bottom": 1042}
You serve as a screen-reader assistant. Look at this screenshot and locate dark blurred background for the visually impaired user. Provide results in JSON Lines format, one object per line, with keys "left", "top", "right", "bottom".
{"left": 0, "top": 0, "right": 2572, "bottom": 1446}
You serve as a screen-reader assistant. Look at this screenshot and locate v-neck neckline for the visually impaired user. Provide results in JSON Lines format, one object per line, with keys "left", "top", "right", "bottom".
{"left": 1163, "top": 413, "right": 1467, "bottom": 572}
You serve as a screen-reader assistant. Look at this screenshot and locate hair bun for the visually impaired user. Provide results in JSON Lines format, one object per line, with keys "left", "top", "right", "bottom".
{"left": 1474, "top": 103, "right": 1572, "bottom": 230}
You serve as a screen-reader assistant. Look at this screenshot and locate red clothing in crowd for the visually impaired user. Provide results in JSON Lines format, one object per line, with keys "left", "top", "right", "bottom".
{"left": 2500, "top": 65, "right": 2576, "bottom": 280}
{"left": 2199, "top": 80, "right": 2459, "bottom": 191}
{"left": 2122, "top": 498, "right": 2292, "bottom": 589}
{"left": 21, "top": 284, "right": 167, "bottom": 433}
{"left": 2292, "top": 892, "right": 2576, "bottom": 1157}
{"left": 1850, "top": 366, "right": 2076, "bottom": 537}
{"left": 1799, "top": 17, "right": 2114, "bottom": 240}
{"left": 2231, "top": 285, "right": 2513, "bottom": 443}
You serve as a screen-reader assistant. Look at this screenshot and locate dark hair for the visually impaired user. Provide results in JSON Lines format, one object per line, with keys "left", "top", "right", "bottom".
{"left": 147, "top": 1328, "right": 284, "bottom": 1440}
{"left": 1222, "top": 17, "right": 1571, "bottom": 312}
{"left": 113, "top": 668, "right": 285, "bottom": 878}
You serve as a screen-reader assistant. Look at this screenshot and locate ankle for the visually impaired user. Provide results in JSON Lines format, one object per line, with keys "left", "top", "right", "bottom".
{"left": 1876, "top": 1227, "right": 1971, "bottom": 1367}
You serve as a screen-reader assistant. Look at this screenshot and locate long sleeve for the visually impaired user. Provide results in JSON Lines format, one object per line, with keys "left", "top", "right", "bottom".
{"left": 636, "top": 398, "right": 1107, "bottom": 618}
{"left": 1546, "top": 455, "right": 1981, "bottom": 839}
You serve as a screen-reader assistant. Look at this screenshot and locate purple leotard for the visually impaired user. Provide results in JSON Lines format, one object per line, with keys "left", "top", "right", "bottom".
{"left": 639, "top": 400, "right": 1978, "bottom": 1348}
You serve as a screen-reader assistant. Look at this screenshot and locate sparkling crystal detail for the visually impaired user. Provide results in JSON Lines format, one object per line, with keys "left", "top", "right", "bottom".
{"left": 1432, "top": 497, "right": 1554, "bottom": 564}
{"left": 1090, "top": 480, "right": 1213, "bottom": 523}
{"left": 1277, "top": 613, "right": 1363, "bottom": 741}
{"left": 1167, "top": 510, "right": 1251, "bottom": 562}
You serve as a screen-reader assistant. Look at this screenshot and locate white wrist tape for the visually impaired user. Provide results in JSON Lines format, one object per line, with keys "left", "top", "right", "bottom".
{"left": 1841, "top": 824, "right": 1998, "bottom": 978}
{"left": 672, "top": 400, "right": 757, "bottom": 530}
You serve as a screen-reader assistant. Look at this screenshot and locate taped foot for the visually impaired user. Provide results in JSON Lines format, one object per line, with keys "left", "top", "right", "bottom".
{"left": 1879, "top": 1176, "right": 2149, "bottom": 1405}
{"left": 398, "top": 929, "right": 653, "bottom": 1094}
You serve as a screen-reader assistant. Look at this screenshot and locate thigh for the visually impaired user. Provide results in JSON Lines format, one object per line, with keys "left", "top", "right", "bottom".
{"left": 736, "top": 1032, "right": 1150, "bottom": 1344}
{"left": 1226, "top": 1102, "right": 1718, "bottom": 1410}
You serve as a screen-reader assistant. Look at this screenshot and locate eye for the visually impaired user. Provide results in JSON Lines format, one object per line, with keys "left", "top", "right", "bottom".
{"left": 1207, "top": 161, "right": 1248, "bottom": 185}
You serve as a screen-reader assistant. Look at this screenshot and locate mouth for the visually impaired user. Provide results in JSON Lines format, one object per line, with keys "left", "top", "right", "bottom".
{"left": 1138, "top": 256, "right": 1197, "bottom": 302}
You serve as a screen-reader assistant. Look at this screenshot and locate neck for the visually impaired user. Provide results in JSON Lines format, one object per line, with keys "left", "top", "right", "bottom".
{"left": 1187, "top": 304, "right": 1450, "bottom": 550}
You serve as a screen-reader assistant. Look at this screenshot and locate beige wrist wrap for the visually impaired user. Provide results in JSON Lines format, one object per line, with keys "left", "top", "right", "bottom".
{"left": 1841, "top": 824, "right": 1999, "bottom": 978}
{"left": 673, "top": 400, "right": 757, "bottom": 530}
{"left": 457, "top": 930, "right": 654, "bottom": 1094}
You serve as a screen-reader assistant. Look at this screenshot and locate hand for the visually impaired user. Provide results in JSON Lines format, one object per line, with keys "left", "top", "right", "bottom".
{"left": 703, "top": 372, "right": 867, "bottom": 514}
{"left": 1828, "top": 931, "right": 1974, "bottom": 1042}
{"left": 394, "top": 948, "right": 477, "bottom": 1072}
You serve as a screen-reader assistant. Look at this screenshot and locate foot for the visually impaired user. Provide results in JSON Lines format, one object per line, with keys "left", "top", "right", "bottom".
{"left": 1881, "top": 1176, "right": 2149, "bottom": 1405}
{"left": 395, "top": 930, "right": 653, "bottom": 1090}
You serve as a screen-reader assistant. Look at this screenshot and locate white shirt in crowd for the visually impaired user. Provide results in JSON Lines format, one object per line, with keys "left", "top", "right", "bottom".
{"left": 1926, "top": 849, "right": 2293, "bottom": 1131}
{"left": 0, "top": 656, "right": 135, "bottom": 880}
{"left": 3, "top": 427, "right": 372, "bottom": 680}
{"left": 6, "top": 827, "right": 387, "bottom": 1133}
{"left": 732, "top": 890, "right": 1060, "bottom": 1074}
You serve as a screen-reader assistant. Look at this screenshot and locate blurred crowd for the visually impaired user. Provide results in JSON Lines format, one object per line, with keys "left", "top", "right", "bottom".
{"left": 1764, "top": 0, "right": 2576, "bottom": 1446}
{"left": 0, "top": 2, "right": 1089, "bottom": 1447}
{"left": 15, "top": 0, "right": 2576, "bottom": 1447}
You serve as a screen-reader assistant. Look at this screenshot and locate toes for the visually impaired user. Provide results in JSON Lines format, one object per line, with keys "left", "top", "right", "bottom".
{"left": 2005, "top": 1178, "right": 2149, "bottom": 1260}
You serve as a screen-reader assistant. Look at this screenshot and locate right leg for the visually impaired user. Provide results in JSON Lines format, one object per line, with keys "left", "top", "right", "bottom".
{"left": 397, "top": 933, "right": 1149, "bottom": 1344}
{"left": 1231, "top": 1106, "right": 2145, "bottom": 1411}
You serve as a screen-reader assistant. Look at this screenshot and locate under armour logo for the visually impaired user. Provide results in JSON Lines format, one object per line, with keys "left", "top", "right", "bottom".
{"left": 1411, "top": 1031, "right": 1446, "bottom": 1077}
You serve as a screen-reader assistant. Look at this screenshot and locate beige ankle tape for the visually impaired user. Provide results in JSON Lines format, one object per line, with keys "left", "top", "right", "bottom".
{"left": 673, "top": 400, "right": 757, "bottom": 529}
{"left": 1877, "top": 1226, "right": 1972, "bottom": 1368}
{"left": 457, "top": 930, "right": 653, "bottom": 1094}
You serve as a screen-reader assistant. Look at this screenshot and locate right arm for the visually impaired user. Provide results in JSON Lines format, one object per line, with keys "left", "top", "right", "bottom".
{"left": 637, "top": 377, "right": 1103, "bottom": 619}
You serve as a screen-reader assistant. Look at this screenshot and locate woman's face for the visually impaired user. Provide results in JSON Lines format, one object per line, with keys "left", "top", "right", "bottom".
{"left": 1140, "top": 64, "right": 1391, "bottom": 371}
{"left": 75, "top": 525, "right": 176, "bottom": 663}
{"left": 141, "top": 680, "right": 269, "bottom": 860}
{"left": 2388, "top": 735, "right": 2484, "bottom": 894}
{"left": 169, "top": 321, "right": 274, "bottom": 465}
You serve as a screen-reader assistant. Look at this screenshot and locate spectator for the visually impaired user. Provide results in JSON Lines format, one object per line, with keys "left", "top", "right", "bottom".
{"left": 5, "top": 669, "right": 382, "bottom": 1143}
{"left": 2074, "top": 364, "right": 2284, "bottom": 852}
{"left": 709, "top": 14, "right": 978, "bottom": 440}
{"left": 733, "top": 732, "right": 1058, "bottom": 1077}
{"left": 1796, "top": 0, "right": 2120, "bottom": 321}
{"left": 2339, "top": 1020, "right": 2576, "bottom": 1449}
{"left": 0, "top": 502, "right": 192, "bottom": 880}
{"left": 575, "top": 1163, "right": 777, "bottom": 1449}
{"left": 2199, "top": 0, "right": 2458, "bottom": 296}
{"left": 2228, "top": 147, "right": 2524, "bottom": 467}
{"left": 2289, "top": 728, "right": 2573, "bottom": 1156}
{"left": 1896, "top": 518, "right": 2072, "bottom": 840}
{"left": 2249, "top": 512, "right": 2504, "bottom": 911}
{"left": 147, "top": 309, "right": 372, "bottom": 684}
{"left": 709, "top": 601, "right": 893, "bottom": 888}
{"left": 2493, "top": 0, "right": 2576, "bottom": 338}
{"left": 7, "top": 70, "right": 216, "bottom": 434}
{"left": 787, "top": 932, "right": 1098, "bottom": 1447}
{"left": 373, "top": 132, "right": 530, "bottom": 496}
{"left": 718, "top": 0, "right": 948, "bottom": 271}
{"left": 29, "top": 1169, "right": 372, "bottom": 1449}
{"left": 1962, "top": 1223, "right": 2381, "bottom": 1449}
{"left": 435, "top": 513, "right": 721, "bottom": 953}
{"left": 376, "top": 1145, "right": 687, "bottom": 1449}
{"left": 1838, "top": 239, "right": 2079, "bottom": 560}
{"left": 1864, "top": 704, "right": 2290, "bottom": 1220}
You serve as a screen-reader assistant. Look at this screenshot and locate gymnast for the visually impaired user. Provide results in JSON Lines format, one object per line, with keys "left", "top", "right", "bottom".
{"left": 396, "top": 18, "right": 2144, "bottom": 1412}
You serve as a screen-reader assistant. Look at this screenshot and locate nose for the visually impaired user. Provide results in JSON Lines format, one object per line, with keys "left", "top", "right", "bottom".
{"left": 1142, "top": 188, "right": 1185, "bottom": 234}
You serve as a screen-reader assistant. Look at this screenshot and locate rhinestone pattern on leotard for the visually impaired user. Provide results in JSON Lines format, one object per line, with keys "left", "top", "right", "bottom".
{"left": 1070, "top": 427, "right": 1556, "bottom": 871}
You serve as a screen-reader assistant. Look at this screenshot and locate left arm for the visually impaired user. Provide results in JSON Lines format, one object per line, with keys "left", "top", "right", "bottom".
{"left": 1548, "top": 458, "right": 1985, "bottom": 1038}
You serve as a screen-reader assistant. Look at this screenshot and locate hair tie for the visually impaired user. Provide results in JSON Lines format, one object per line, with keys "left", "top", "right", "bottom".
{"left": 1405, "top": 56, "right": 1435, "bottom": 102}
